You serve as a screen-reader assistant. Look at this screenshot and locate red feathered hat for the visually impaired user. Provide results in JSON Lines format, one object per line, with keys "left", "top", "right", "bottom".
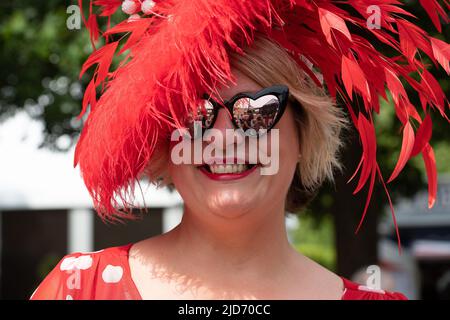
{"left": 75, "top": 0, "right": 449, "bottom": 238}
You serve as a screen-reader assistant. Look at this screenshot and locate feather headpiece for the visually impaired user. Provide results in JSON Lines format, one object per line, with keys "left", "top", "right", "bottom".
{"left": 75, "top": 0, "right": 449, "bottom": 244}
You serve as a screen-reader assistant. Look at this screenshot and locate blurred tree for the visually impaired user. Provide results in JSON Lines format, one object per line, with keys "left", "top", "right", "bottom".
{"left": 1, "top": 1, "right": 449, "bottom": 279}
{"left": 0, "top": 0, "right": 91, "bottom": 150}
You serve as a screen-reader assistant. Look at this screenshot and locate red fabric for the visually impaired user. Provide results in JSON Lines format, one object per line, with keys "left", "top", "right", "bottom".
{"left": 30, "top": 244, "right": 407, "bottom": 300}
{"left": 340, "top": 277, "right": 407, "bottom": 300}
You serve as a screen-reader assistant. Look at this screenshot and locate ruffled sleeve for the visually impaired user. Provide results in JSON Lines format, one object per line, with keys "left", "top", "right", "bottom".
{"left": 30, "top": 252, "right": 95, "bottom": 300}
{"left": 30, "top": 244, "right": 141, "bottom": 300}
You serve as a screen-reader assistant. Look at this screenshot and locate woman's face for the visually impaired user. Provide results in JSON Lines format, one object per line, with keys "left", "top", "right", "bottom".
{"left": 168, "top": 68, "right": 300, "bottom": 222}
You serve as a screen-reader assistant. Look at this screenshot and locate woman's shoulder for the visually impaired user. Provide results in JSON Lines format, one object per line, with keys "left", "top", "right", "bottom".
{"left": 30, "top": 243, "right": 141, "bottom": 300}
{"left": 340, "top": 277, "right": 408, "bottom": 300}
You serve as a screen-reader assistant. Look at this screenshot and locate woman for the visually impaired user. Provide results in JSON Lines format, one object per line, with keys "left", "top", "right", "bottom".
{"left": 31, "top": 0, "right": 447, "bottom": 300}
{"left": 31, "top": 34, "right": 406, "bottom": 300}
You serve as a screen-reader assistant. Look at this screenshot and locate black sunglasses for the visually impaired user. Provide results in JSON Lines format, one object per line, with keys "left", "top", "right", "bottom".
{"left": 184, "top": 84, "right": 290, "bottom": 137}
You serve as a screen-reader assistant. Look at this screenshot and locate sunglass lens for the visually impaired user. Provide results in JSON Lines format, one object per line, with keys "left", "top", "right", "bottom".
{"left": 233, "top": 95, "right": 280, "bottom": 133}
{"left": 184, "top": 99, "right": 215, "bottom": 138}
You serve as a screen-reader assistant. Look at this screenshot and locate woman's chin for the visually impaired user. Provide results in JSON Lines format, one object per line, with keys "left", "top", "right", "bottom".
{"left": 203, "top": 193, "right": 260, "bottom": 220}
{"left": 212, "top": 207, "right": 248, "bottom": 220}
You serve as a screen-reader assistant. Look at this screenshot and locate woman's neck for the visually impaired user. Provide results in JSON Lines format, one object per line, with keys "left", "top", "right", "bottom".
{"left": 130, "top": 203, "right": 344, "bottom": 299}
{"left": 166, "top": 202, "right": 297, "bottom": 284}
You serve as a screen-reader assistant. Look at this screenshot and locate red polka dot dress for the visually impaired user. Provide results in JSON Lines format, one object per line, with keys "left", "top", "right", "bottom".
{"left": 30, "top": 244, "right": 407, "bottom": 300}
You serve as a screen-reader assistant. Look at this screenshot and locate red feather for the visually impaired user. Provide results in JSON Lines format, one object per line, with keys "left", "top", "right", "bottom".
{"left": 385, "top": 68, "right": 407, "bottom": 107}
{"left": 388, "top": 121, "right": 415, "bottom": 183}
{"left": 355, "top": 167, "right": 376, "bottom": 234}
{"left": 318, "top": 7, "right": 352, "bottom": 49}
{"left": 86, "top": 14, "right": 100, "bottom": 46}
{"left": 93, "top": 0, "right": 123, "bottom": 16}
{"left": 393, "top": 98, "right": 408, "bottom": 125}
{"left": 341, "top": 55, "right": 371, "bottom": 103}
{"left": 431, "top": 37, "right": 450, "bottom": 75}
{"left": 79, "top": 79, "right": 97, "bottom": 119}
{"left": 104, "top": 19, "right": 153, "bottom": 55}
{"left": 411, "top": 114, "right": 433, "bottom": 157}
{"left": 80, "top": 42, "right": 118, "bottom": 85}
{"left": 419, "top": 0, "right": 449, "bottom": 32}
{"left": 377, "top": 165, "right": 402, "bottom": 253}
{"left": 422, "top": 143, "right": 438, "bottom": 208}
{"left": 348, "top": 0, "right": 416, "bottom": 32}
{"left": 420, "top": 68, "right": 446, "bottom": 117}
{"left": 397, "top": 19, "right": 434, "bottom": 64}
{"left": 403, "top": 98, "right": 422, "bottom": 123}
{"left": 354, "top": 114, "right": 377, "bottom": 194}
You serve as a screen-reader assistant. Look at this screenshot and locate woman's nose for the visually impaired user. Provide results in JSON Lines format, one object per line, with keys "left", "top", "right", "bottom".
{"left": 206, "top": 108, "right": 245, "bottom": 150}
{"left": 214, "top": 108, "right": 234, "bottom": 131}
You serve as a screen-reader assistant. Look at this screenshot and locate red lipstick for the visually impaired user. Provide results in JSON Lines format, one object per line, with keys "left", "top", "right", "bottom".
{"left": 198, "top": 164, "right": 259, "bottom": 181}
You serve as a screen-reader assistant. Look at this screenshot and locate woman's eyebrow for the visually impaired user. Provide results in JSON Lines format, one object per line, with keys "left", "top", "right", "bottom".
{"left": 201, "top": 87, "right": 262, "bottom": 101}
{"left": 234, "top": 87, "right": 262, "bottom": 94}
{"left": 226, "top": 87, "right": 263, "bottom": 97}
{"left": 226, "top": 88, "right": 265, "bottom": 100}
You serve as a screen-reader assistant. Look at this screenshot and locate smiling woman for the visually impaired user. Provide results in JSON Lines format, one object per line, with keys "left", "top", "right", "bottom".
{"left": 151, "top": 35, "right": 347, "bottom": 213}
{"left": 30, "top": 0, "right": 449, "bottom": 300}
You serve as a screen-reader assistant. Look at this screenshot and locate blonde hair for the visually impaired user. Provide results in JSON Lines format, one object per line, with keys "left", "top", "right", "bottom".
{"left": 230, "top": 33, "right": 348, "bottom": 212}
{"left": 146, "top": 32, "right": 348, "bottom": 212}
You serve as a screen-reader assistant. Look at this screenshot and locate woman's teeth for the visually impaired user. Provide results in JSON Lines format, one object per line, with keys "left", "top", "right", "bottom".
{"left": 208, "top": 164, "right": 250, "bottom": 174}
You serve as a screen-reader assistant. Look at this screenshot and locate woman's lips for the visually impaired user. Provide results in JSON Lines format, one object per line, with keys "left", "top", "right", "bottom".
{"left": 198, "top": 164, "right": 259, "bottom": 181}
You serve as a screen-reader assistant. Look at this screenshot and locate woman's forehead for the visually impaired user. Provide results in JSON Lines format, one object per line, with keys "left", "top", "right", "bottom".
{"left": 213, "top": 69, "right": 262, "bottom": 101}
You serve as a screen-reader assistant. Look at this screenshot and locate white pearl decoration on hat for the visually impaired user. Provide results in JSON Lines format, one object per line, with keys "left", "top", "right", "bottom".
{"left": 141, "top": 0, "right": 156, "bottom": 14}
{"left": 122, "top": 0, "right": 138, "bottom": 15}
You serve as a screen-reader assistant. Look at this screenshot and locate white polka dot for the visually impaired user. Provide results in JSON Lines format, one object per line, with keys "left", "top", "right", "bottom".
{"left": 75, "top": 255, "right": 93, "bottom": 269}
{"left": 60, "top": 257, "right": 77, "bottom": 271}
{"left": 102, "top": 265, "right": 123, "bottom": 283}
{"left": 60, "top": 255, "right": 92, "bottom": 271}
{"left": 66, "top": 294, "right": 73, "bottom": 300}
